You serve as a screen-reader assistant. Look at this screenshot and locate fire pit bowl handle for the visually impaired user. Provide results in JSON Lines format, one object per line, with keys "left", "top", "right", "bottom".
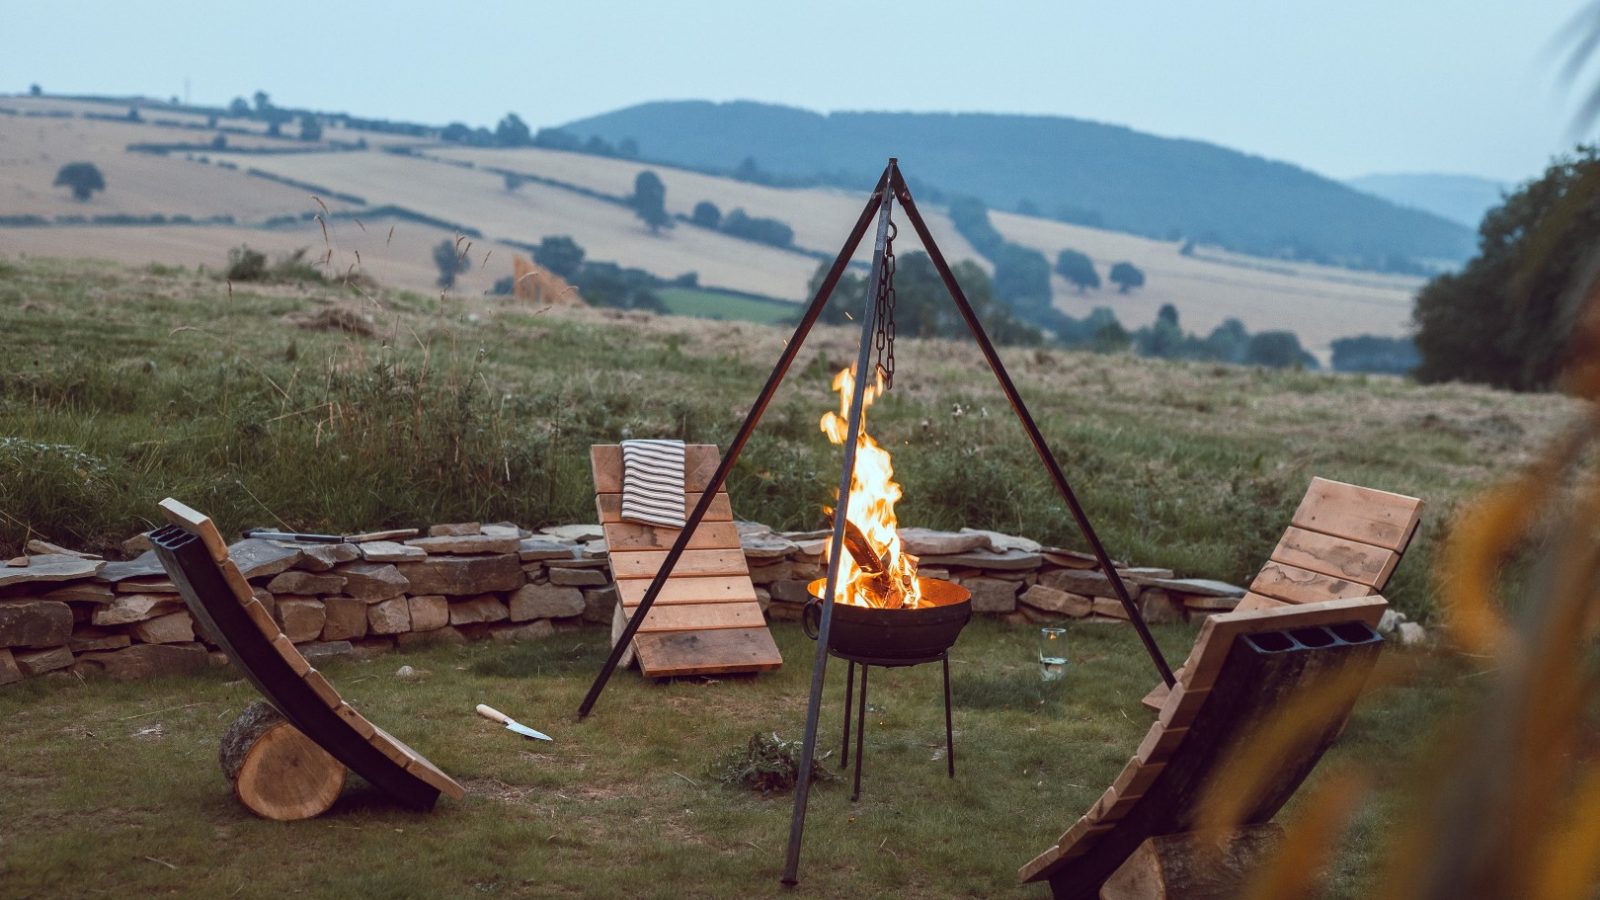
{"left": 802, "top": 598, "right": 823, "bottom": 640}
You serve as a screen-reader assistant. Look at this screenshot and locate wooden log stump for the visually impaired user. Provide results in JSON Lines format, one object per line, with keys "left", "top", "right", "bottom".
{"left": 219, "top": 700, "right": 347, "bottom": 820}
{"left": 1100, "top": 824, "right": 1285, "bottom": 899}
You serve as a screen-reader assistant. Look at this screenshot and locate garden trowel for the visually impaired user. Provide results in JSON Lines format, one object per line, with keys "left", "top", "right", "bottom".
{"left": 475, "top": 704, "right": 552, "bottom": 741}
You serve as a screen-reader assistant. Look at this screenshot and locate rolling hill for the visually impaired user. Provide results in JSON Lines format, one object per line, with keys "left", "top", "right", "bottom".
{"left": 558, "top": 100, "right": 1476, "bottom": 266}
{"left": 0, "top": 93, "right": 1426, "bottom": 360}
{"left": 1346, "top": 172, "right": 1508, "bottom": 230}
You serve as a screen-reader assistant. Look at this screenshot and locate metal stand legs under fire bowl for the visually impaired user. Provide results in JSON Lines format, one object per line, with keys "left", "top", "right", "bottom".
{"left": 836, "top": 651, "right": 955, "bottom": 802}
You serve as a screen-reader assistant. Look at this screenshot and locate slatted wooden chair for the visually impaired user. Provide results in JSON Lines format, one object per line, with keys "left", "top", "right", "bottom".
{"left": 590, "top": 444, "right": 783, "bottom": 678}
{"left": 151, "top": 499, "right": 464, "bottom": 813}
{"left": 1020, "top": 595, "right": 1388, "bottom": 898}
{"left": 1144, "top": 476, "right": 1422, "bottom": 710}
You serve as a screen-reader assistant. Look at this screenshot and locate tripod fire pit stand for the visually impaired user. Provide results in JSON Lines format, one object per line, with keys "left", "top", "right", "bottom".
{"left": 576, "top": 159, "right": 1176, "bottom": 887}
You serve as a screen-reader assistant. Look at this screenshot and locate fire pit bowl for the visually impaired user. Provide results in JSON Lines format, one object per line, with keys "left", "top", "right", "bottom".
{"left": 801, "top": 577, "right": 973, "bottom": 661}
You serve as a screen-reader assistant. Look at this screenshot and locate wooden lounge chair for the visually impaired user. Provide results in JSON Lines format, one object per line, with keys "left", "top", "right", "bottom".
{"left": 590, "top": 444, "right": 782, "bottom": 678}
{"left": 1144, "top": 476, "right": 1422, "bottom": 710}
{"left": 150, "top": 499, "right": 464, "bottom": 814}
{"left": 1019, "top": 595, "right": 1388, "bottom": 898}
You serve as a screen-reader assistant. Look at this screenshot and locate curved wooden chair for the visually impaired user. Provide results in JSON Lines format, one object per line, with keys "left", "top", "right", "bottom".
{"left": 151, "top": 499, "right": 464, "bottom": 812}
{"left": 1020, "top": 596, "right": 1387, "bottom": 897}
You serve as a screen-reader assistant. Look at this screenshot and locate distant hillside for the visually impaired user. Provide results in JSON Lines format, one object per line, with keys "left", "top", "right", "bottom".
{"left": 560, "top": 100, "right": 1475, "bottom": 267}
{"left": 1346, "top": 172, "right": 1508, "bottom": 230}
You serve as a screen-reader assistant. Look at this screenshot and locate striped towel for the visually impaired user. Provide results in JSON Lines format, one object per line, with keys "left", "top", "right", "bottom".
{"left": 620, "top": 439, "right": 688, "bottom": 529}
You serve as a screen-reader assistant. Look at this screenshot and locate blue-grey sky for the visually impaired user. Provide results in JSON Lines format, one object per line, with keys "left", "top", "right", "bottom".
{"left": 3, "top": 0, "right": 1592, "bottom": 184}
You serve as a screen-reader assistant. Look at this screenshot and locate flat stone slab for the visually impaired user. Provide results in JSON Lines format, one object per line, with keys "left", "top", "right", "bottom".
{"left": 0, "top": 599, "right": 74, "bottom": 648}
{"left": 919, "top": 548, "right": 1043, "bottom": 571}
{"left": 290, "top": 543, "right": 361, "bottom": 571}
{"left": 358, "top": 541, "right": 426, "bottom": 562}
{"left": 0, "top": 555, "right": 104, "bottom": 588}
{"left": 740, "top": 534, "right": 798, "bottom": 560}
{"left": 518, "top": 539, "right": 576, "bottom": 562}
{"left": 405, "top": 534, "right": 521, "bottom": 555}
{"left": 540, "top": 524, "right": 604, "bottom": 542}
{"left": 227, "top": 540, "right": 305, "bottom": 579}
{"left": 898, "top": 528, "right": 989, "bottom": 557}
{"left": 1136, "top": 577, "right": 1246, "bottom": 598}
{"left": 396, "top": 555, "right": 522, "bottom": 596}
{"left": 959, "top": 527, "right": 1043, "bottom": 554}
{"left": 77, "top": 642, "right": 208, "bottom": 680}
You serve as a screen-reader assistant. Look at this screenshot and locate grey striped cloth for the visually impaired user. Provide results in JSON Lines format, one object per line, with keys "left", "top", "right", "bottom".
{"left": 620, "top": 439, "right": 687, "bottom": 529}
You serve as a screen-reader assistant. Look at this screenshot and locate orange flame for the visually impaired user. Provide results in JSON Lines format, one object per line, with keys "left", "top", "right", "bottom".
{"left": 820, "top": 366, "right": 922, "bottom": 608}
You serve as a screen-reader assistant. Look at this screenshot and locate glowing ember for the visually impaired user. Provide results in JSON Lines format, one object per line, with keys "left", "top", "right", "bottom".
{"left": 820, "top": 366, "right": 923, "bottom": 609}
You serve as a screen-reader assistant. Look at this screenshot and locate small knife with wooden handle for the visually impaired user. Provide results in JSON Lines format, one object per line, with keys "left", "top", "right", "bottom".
{"left": 475, "top": 704, "right": 552, "bottom": 741}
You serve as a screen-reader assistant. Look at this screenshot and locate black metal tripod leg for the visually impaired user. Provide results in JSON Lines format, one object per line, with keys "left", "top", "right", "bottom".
{"left": 852, "top": 664, "right": 868, "bottom": 802}
{"left": 840, "top": 659, "right": 854, "bottom": 769}
{"left": 943, "top": 654, "right": 954, "bottom": 778}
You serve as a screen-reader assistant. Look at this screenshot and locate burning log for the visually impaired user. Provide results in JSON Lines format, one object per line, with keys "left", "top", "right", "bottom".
{"left": 827, "top": 512, "right": 901, "bottom": 608}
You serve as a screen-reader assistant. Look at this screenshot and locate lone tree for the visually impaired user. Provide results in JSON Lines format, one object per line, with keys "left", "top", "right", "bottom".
{"left": 298, "top": 113, "right": 322, "bottom": 142}
{"left": 631, "top": 170, "right": 671, "bottom": 233}
{"left": 53, "top": 162, "right": 105, "bottom": 201}
{"left": 432, "top": 239, "right": 469, "bottom": 289}
{"left": 29, "top": 83, "right": 41, "bottom": 96}
{"left": 494, "top": 113, "right": 531, "bottom": 147}
{"left": 1109, "top": 261, "right": 1146, "bottom": 293}
{"left": 532, "top": 236, "right": 585, "bottom": 280}
{"left": 691, "top": 200, "right": 721, "bottom": 229}
{"left": 1055, "top": 248, "right": 1100, "bottom": 292}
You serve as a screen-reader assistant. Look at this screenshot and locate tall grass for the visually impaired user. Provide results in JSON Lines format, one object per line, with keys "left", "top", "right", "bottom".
{"left": 0, "top": 258, "right": 1579, "bottom": 622}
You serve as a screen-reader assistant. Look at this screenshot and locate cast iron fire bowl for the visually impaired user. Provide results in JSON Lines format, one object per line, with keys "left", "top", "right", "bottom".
{"left": 802, "top": 577, "right": 973, "bottom": 661}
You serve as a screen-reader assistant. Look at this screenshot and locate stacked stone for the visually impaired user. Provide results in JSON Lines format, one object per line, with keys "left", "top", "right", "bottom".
{"left": 0, "top": 522, "right": 1247, "bottom": 688}
{"left": 754, "top": 526, "right": 1246, "bottom": 625}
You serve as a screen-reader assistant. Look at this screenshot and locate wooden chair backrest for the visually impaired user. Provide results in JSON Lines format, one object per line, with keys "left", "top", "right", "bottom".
{"left": 589, "top": 445, "right": 781, "bottom": 678}
{"left": 1239, "top": 477, "right": 1423, "bottom": 612}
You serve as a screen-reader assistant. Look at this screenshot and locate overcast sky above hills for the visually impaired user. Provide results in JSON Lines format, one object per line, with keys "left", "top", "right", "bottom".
{"left": 4, "top": 0, "right": 1592, "bottom": 184}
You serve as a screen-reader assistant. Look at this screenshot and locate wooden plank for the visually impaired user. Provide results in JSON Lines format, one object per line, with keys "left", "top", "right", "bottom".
{"left": 1135, "top": 725, "right": 1188, "bottom": 764}
{"left": 333, "top": 702, "right": 376, "bottom": 740}
{"left": 1251, "top": 562, "right": 1373, "bottom": 604}
{"left": 1270, "top": 526, "right": 1399, "bottom": 589}
{"left": 590, "top": 443, "right": 722, "bottom": 493}
{"left": 302, "top": 669, "right": 342, "bottom": 709}
{"left": 240, "top": 597, "right": 280, "bottom": 639}
{"left": 218, "top": 559, "right": 256, "bottom": 608}
{"left": 158, "top": 498, "right": 230, "bottom": 562}
{"left": 270, "top": 634, "right": 310, "bottom": 676}
{"left": 610, "top": 548, "right": 749, "bottom": 580}
{"left": 1290, "top": 477, "right": 1423, "bottom": 552}
{"left": 632, "top": 601, "right": 766, "bottom": 634}
{"left": 633, "top": 627, "right": 783, "bottom": 677}
{"left": 617, "top": 575, "right": 757, "bottom": 607}
{"left": 1234, "top": 592, "right": 1291, "bottom": 614}
{"left": 601, "top": 520, "right": 741, "bottom": 553}
{"left": 367, "top": 725, "right": 415, "bottom": 768}
{"left": 1157, "top": 686, "right": 1210, "bottom": 730}
{"left": 596, "top": 491, "right": 732, "bottom": 524}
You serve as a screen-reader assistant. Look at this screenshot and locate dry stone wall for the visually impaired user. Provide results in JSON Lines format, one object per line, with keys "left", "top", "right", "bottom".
{"left": 0, "top": 523, "right": 1246, "bottom": 688}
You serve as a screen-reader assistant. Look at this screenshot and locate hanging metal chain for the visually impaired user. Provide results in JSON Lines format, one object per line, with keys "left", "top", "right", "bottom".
{"left": 874, "top": 220, "right": 897, "bottom": 390}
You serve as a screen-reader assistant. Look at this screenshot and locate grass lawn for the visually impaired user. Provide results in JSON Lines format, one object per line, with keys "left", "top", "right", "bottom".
{"left": 0, "top": 620, "right": 1464, "bottom": 898}
{"left": 657, "top": 286, "right": 799, "bottom": 325}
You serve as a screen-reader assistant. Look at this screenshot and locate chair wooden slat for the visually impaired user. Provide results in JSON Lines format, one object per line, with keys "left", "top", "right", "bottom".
{"left": 1290, "top": 476, "right": 1424, "bottom": 552}
{"left": 590, "top": 444, "right": 722, "bottom": 493}
{"left": 1270, "top": 526, "right": 1399, "bottom": 588}
{"left": 595, "top": 491, "right": 732, "bottom": 524}
{"left": 1250, "top": 561, "right": 1374, "bottom": 604}
{"left": 629, "top": 601, "right": 767, "bottom": 634}
{"left": 601, "top": 520, "right": 741, "bottom": 553}
{"left": 610, "top": 548, "right": 748, "bottom": 580}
